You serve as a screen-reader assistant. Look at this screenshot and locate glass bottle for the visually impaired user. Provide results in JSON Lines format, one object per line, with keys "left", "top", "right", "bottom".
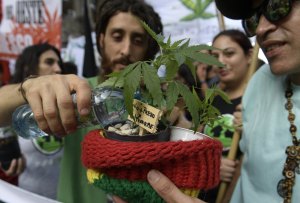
{"left": 12, "top": 87, "right": 128, "bottom": 139}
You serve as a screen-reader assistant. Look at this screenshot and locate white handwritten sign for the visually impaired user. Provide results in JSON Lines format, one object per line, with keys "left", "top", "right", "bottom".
{"left": 128, "top": 99, "right": 163, "bottom": 133}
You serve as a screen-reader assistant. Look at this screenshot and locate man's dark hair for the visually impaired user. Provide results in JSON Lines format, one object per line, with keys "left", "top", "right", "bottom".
{"left": 11, "top": 43, "right": 62, "bottom": 83}
{"left": 96, "top": 0, "right": 163, "bottom": 60}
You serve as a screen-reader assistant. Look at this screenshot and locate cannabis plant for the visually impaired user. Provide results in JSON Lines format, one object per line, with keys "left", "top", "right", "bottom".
{"left": 100, "top": 21, "right": 229, "bottom": 131}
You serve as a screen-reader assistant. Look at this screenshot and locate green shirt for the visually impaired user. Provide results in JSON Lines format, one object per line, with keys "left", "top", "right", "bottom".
{"left": 57, "top": 76, "right": 107, "bottom": 203}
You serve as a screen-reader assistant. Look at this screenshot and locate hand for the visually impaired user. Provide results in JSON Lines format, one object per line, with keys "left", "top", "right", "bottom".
{"left": 220, "top": 158, "right": 238, "bottom": 182}
{"left": 233, "top": 104, "right": 243, "bottom": 132}
{"left": 1, "top": 155, "right": 26, "bottom": 176}
{"left": 22, "top": 74, "right": 92, "bottom": 136}
{"left": 112, "top": 170, "right": 206, "bottom": 203}
{"left": 147, "top": 170, "right": 206, "bottom": 203}
{"left": 195, "top": 62, "right": 208, "bottom": 83}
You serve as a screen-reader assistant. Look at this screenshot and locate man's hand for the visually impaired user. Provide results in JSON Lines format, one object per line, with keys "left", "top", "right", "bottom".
{"left": 147, "top": 170, "right": 206, "bottom": 203}
{"left": 22, "top": 74, "right": 92, "bottom": 136}
{"left": 112, "top": 170, "right": 206, "bottom": 203}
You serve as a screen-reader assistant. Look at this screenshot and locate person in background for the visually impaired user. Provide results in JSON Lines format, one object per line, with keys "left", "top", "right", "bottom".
{"left": 214, "top": 0, "right": 300, "bottom": 202}
{"left": 168, "top": 64, "right": 200, "bottom": 129}
{"left": 0, "top": 64, "right": 4, "bottom": 87}
{"left": 0, "top": 62, "right": 25, "bottom": 186}
{"left": 61, "top": 61, "right": 78, "bottom": 75}
{"left": 195, "top": 50, "right": 221, "bottom": 97}
{"left": 199, "top": 29, "right": 253, "bottom": 203}
{"left": 10, "top": 43, "right": 63, "bottom": 199}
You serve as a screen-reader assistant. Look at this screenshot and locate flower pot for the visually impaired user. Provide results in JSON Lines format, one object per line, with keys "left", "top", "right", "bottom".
{"left": 82, "top": 129, "right": 222, "bottom": 203}
{"left": 170, "top": 126, "right": 211, "bottom": 141}
{"left": 104, "top": 121, "right": 170, "bottom": 142}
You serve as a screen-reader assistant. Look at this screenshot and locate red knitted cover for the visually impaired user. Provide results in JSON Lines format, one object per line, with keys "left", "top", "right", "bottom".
{"left": 82, "top": 129, "right": 222, "bottom": 190}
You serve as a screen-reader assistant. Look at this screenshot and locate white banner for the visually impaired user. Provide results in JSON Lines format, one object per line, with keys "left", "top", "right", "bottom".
{"left": 146, "top": 0, "right": 244, "bottom": 45}
{"left": 0, "top": 0, "right": 62, "bottom": 59}
{"left": 0, "top": 179, "right": 61, "bottom": 203}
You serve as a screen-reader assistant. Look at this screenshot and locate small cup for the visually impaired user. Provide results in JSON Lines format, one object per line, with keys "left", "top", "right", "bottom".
{"left": 170, "top": 126, "right": 211, "bottom": 141}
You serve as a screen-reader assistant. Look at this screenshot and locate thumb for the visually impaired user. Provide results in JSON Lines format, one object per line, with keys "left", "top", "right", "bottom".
{"left": 147, "top": 170, "right": 203, "bottom": 203}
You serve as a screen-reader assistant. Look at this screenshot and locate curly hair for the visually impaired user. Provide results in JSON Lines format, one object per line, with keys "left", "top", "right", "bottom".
{"left": 11, "top": 43, "right": 62, "bottom": 83}
{"left": 96, "top": 0, "right": 163, "bottom": 61}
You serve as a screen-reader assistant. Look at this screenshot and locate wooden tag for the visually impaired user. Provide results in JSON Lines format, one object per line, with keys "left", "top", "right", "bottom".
{"left": 128, "top": 99, "right": 163, "bottom": 133}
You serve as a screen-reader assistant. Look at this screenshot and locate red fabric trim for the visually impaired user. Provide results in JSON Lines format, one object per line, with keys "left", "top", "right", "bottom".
{"left": 0, "top": 168, "right": 18, "bottom": 186}
{"left": 82, "top": 129, "right": 222, "bottom": 190}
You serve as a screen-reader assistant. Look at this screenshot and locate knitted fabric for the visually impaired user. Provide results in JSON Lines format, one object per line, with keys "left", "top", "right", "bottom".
{"left": 87, "top": 169, "right": 164, "bottom": 203}
{"left": 82, "top": 129, "right": 222, "bottom": 190}
{"left": 87, "top": 169, "right": 200, "bottom": 201}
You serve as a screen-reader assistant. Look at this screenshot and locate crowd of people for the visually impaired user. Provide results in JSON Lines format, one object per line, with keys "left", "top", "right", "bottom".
{"left": 1, "top": 0, "right": 299, "bottom": 202}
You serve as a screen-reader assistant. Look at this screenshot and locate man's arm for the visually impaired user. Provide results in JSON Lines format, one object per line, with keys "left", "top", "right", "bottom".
{"left": 0, "top": 84, "right": 25, "bottom": 126}
{"left": 0, "top": 74, "right": 92, "bottom": 135}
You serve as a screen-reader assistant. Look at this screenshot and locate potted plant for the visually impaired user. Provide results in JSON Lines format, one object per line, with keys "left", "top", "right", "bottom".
{"left": 98, "top": 21, "right": 228, "bottom": 137}
{"left": 81, "top": 21, "right": 228, "bottom": 202}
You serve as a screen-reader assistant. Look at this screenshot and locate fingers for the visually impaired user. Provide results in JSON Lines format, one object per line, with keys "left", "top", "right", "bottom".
{"left": 23, "top": 74, "right": 92, "bottom": 136}
{"left": 16, "top": 155, "right": 26, "bottom": 175}
{"left": 220, "top": 158, "right": 236, "bottom": 182}
{"left": 4, "top": 159, "right": 17, "bottom": 176}
{"left": 147, "top": 170, "right": 205, "bottom": 203}
{"left": 233, "top": 104, "right": 243, "bottom": 132}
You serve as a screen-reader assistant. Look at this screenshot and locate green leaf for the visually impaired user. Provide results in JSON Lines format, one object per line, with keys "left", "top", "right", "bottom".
{"left": 176, "top": 82, "right": 200, "bottom": 129}
{"left": 140, "top": 21, "right": 166, "bottom": 48}
{"left": 166, "top": 82, "right": 180, "bottom": 111}
{"left": 123, "top": 64, "right": 142, "bottom": 118}
{"left": 142, "top": 62, "right": 163, "bottom": 107}
{"left": 214, "top": 87, "right": 231, "bottom": 104}
{"left": 171, "top": 39, "right": 187, "bottom": 49}
{"left": 165, "top": 59, "right": 179, "bottom": 81}
{"left": 181, "top": 51, "right": 224, "bottom": 67}
{"left": 98, "top": 76, "right": 124, "bottom": 88}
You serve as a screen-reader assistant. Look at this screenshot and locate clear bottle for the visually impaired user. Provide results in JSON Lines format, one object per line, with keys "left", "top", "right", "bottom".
{"left": 12, "top": 87, "right": 128, "bottom": 139}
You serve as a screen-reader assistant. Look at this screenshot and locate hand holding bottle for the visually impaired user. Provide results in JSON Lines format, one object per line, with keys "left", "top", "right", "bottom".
{"left": 19, "top": 74, "right": 92, "bottom": 136}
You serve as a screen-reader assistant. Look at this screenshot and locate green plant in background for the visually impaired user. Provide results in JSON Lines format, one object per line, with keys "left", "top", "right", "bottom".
{"left": 180, "top": 0, "right": 215, "bottom": 21}
{"left": 100, "top": 21, "right": 229, "bottom": 131}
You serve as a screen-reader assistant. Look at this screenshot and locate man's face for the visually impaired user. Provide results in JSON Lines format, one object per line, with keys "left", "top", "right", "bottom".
{"left": 99, "top": 12, "right": 149, "bottom": 74}
{"left": 256, "top": 1, "right": 300, "bottom": 82}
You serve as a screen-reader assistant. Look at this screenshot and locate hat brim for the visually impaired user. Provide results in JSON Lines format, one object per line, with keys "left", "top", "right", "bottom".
{"left": 215, "top": 0, "right": 256, "bottom": 19}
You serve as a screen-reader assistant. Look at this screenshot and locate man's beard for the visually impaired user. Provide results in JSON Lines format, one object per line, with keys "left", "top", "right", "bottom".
{"left": 100, "top": 48, "right": 133, "bottom": 78}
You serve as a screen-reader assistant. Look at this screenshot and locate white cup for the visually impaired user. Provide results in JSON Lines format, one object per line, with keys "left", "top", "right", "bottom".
{"left": 170, "top": 126, "right": 211, "bottom": 141}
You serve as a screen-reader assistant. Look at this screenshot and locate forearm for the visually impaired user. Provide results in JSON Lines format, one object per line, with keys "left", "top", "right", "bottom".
{"left": 0, "top": 84, "right": 26, "bottom": 126}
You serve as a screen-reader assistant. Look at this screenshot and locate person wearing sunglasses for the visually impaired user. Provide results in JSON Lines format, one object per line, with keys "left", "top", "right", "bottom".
{"left": 213, "top": 0, "right": 300, "bottom": 203}
{"left": 113, "top": 1, "right": 300, "bottom": 202}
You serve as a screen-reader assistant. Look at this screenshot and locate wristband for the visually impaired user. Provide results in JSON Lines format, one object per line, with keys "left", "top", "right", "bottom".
{"left": 18, "top": 75, "right": 39, "bottom": 103}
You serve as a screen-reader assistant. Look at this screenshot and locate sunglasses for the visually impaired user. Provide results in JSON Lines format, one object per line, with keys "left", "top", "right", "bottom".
{"left": 242, "top": 0, "right": 292, "bottom": 37}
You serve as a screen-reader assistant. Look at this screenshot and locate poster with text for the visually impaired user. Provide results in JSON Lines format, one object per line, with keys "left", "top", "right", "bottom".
{"left": 0, "top": 0, "right": 62, "bottom": 59}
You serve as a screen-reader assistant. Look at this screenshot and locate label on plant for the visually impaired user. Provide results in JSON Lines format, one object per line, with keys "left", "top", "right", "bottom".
{"left": 128, "top": 99, "right": 163, "bottom": 133}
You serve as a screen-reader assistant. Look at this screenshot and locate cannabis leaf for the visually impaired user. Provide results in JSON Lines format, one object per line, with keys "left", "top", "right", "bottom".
{"left": 180, "top": 0, "right": 215, "bottom": 21}
{"left": 102, "top": 20, "right": 228, "bottom": 131}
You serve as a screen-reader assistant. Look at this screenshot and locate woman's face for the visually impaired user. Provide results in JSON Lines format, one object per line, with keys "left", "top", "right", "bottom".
{"left": 38, "top": 50, "right": 61, "bottom": 75}
{"left": 211, "top": 35, "right": 251, "bottom": 85}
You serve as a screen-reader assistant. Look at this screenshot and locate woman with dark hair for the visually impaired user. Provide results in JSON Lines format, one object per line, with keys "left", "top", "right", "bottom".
{"left": 12, "top": 43, "right": 62, "bottom": 83}
{"left": 11, "top": 43, "right": 63, "bottom": 199}
{"left": 199, "top": 29, "right": 253, "bottom": 203}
